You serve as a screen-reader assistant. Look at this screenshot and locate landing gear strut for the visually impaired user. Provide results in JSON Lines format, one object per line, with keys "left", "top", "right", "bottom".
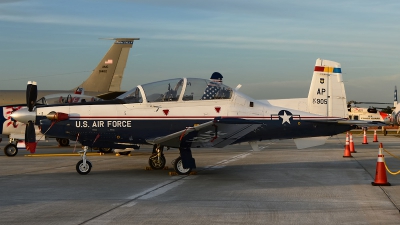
{"left": 148, "top": 145, "right": 166, "bottom": 170}
{"left": 76, "top": 146, "right": 92, "bottom": 175}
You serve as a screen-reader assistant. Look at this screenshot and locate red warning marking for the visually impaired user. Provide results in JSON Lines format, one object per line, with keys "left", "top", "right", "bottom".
{"left": 163, "top": 109, "right": 169, "bottom": 116}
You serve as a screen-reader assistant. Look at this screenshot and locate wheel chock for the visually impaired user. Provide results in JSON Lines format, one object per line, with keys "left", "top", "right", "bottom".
{"left": 169, "top": 171, "right": 178, "bottom": 176}
{"left": 145, "top": 167, "right": 152, "bottom": 170}
{"left": 163, "top": 166, "right": 169, "bottom": 170}
{"left": 190, "top": 171, "right": 197, "bottom": 175}
{"left": 115, "top": 153, "right": 120, "bottom": 156}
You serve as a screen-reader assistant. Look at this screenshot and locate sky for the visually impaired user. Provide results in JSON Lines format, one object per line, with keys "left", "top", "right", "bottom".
{"left": 1, "top": 0, "right": 400, "bottom": 106}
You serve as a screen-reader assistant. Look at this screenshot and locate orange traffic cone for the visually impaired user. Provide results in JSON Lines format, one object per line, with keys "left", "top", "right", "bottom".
{"left": 349, "top": 133, "right": 356, "bottom": 153}
{"left": 362, "top": 129, "right": 368, "bottom": 144}
{"left": 373, "top": 129, "right": 378, "bottom": 142}
{"left": 371, "top": 143, "right": 391, "bottom": 186}
{"left": 343, "top": 132, "right": 352, "bottom": 158}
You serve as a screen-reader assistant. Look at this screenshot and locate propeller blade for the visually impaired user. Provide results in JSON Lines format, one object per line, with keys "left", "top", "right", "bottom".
{"left": 26, "top": 81, "right": 38, "bottom": 112}
{"left": 25, "top": 121, "right": 36, "bottom": 153}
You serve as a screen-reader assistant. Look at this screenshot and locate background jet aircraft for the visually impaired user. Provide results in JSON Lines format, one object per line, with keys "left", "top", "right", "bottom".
{"left": 0, "top": 38, "right": 139, "bottom": 105}
{"left": 13, "top": 59, "right": 380, "bottom": 175}
{"left": 1, "top": 38, "right": 139, "bottom": 156}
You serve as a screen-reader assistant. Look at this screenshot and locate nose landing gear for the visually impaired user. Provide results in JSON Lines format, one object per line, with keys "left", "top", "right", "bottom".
{"left": 76, "top": 146, "right": 92, "bottom": 175}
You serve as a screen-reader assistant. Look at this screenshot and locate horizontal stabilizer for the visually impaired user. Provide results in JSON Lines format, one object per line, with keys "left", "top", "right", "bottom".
{"left": 293, "top": 136, "right": 329, "bottom": 149}
{"left": 337, "top": 120, "right": 386, "bottom": 127}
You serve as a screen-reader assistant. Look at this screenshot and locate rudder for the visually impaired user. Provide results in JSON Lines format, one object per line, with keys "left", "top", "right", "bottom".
{"left": 307, "top": 58, "right": 347, "bottom": 118}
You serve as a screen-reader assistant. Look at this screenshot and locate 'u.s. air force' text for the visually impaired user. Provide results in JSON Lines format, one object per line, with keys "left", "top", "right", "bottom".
{"left": 75, "top": 121, "right": 132, "bottom": 128}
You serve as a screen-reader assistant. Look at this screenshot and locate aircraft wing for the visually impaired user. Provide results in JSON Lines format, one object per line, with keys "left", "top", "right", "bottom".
{"left": 147, "top": 118, "right": 262, "bottom": 148}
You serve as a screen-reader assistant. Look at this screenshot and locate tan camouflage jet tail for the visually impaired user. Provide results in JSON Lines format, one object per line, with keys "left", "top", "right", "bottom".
{"left": 76, "top": 38, "right": 139, "bottom": 95}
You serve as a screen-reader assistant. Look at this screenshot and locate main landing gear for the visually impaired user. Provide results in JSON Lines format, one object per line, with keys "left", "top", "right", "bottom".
{"left": 74, "top": 145, "right": 196, "bottom": 175}
{"left": 148, "top": 145, "right": 166, "bottom": 170}
{"left": 147, "top": 145, "right": 196, "bottom": 175}
{"left": 173, "top": 156, "right": 192, "bottom": 175}
{"left": 173, "top": 147, "right": 196, "bottom": 175}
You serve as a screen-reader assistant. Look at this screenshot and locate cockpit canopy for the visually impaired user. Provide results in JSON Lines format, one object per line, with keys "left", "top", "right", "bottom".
{"left": 36, "top": 94, "right": 100, "bottom": 105}
{"left": 117, "top": 78, "right": 233, "bottom": 103}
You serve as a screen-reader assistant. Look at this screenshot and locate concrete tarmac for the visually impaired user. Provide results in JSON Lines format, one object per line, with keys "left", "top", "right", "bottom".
{"left": 0, "top": 134, "right": 399, "bottom": 224}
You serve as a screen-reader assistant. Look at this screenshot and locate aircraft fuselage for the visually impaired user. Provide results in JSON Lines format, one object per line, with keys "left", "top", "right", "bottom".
{"left": 37, "top": 95, "right": 352, "bottom": 148}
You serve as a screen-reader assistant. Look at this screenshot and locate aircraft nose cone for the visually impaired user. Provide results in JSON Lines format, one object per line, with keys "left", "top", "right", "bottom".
{"left": 11, "top": 108, "right": 36, "bottom": 124}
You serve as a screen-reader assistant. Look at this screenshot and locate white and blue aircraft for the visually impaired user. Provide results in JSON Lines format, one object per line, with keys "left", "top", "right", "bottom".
{"left": 12, "top": 59, "right": 378, "bottom": 175}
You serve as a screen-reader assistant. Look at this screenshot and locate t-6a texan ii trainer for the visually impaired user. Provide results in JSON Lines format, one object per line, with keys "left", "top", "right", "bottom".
{"left": 12, "top": 59, "right": 379, "bottom": 175}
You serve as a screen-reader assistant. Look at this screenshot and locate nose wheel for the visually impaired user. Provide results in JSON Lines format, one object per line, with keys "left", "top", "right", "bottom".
{"left": 76, "top": 159, "right": 92, "bottom": 175}
{"left": 76, "top": 146, "right": 92, "bottom": 175}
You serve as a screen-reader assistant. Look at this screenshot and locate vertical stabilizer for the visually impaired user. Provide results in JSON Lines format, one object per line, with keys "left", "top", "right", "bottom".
{"left": 75, "top": 38, "right": 139, "bottom": 93}
{"left": 307, "top": 58, "right": 347, "bottom": 118}
{"left": 394, "top": 86, "right": 397, "bottom": 108}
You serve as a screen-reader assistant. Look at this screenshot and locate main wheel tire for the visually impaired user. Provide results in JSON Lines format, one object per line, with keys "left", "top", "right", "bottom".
{"left": 99, "top": 148, "right": 113, "bottom": 153}
{"left": 4, "top": 144, "right": 18, "bottom": 157}
{"left": 76, "top": 160, "right": 92, "bottom": 175}
{"left": 173, "top": 156, "right": 192, "bottom": 175}
{"left": 148, "top": 154, "right": 166, "bottom": 170}
{"left": 58, "top": 138, "right": 70, "bottom": 146}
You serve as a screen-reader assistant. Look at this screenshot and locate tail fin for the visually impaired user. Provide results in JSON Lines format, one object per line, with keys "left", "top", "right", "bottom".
{"left": 307, "top": 58, "right": 347, "bottom": 118}
{"left": 394, "top": 85, "right": 397, "bottom": 108}
{"left": 75, "top": 38, "right": 139, "bottom": 93}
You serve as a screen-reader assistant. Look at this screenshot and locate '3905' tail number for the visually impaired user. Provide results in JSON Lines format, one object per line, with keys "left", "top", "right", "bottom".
{"left": 313, "top": 98, "right": 327, "bottom": 104}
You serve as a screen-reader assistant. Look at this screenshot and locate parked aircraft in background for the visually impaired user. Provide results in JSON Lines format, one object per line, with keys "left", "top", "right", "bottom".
{"left": 0, "top": 38, "right": 139, "bottom": 104}
{"left": 12, "top": 59, "right": 379, "bottom": 175}
{"left": 348, "top": 107, "right": 389, "bottom": 122}
{"left": 1, "top": 38, "right": 139, "bottom": 156}
{"left": 347, "top": 86, "right": 397, "bottom": 134}
{"left": 383, "top": 86, "right": 400, "bottom": 132}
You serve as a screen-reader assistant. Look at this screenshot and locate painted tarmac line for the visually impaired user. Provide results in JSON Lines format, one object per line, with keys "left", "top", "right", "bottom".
{"left": 125, "top": 151, "right": 251, "bottom": 204}
{"left": 206, "top": 152, "right": 251, "bottom": 170}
